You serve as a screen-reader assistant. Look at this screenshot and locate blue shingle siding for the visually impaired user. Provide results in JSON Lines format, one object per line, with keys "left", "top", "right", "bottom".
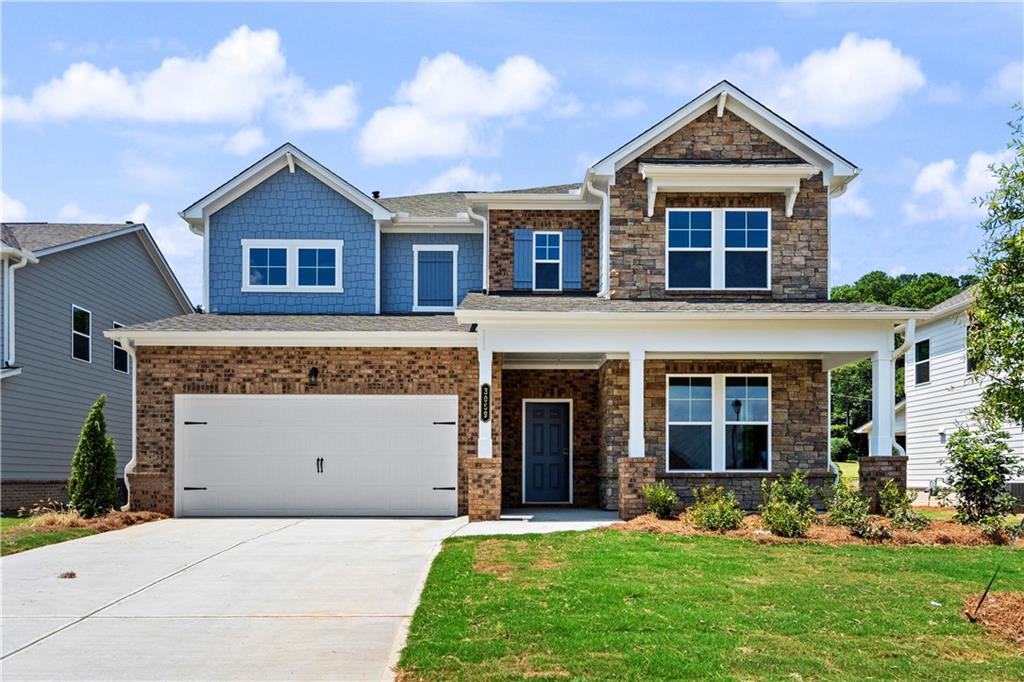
{"left": 208, "top": 167, "right": 376, "bottom": 313}
{"left": 380, "top": 233, "right": 483, "bottom": 313}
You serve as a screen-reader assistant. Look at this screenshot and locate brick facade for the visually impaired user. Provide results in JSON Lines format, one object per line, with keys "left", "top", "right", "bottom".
{"left": 131, "top": 346, "right": 500, "bottom": 516}
{"left": 617, "top": 457, "right": 658, "bottom": 520}
{"left": 488, "top": 209, "right": 600, "bottom": 291}
{"left": 608, "top": 109, "right": 828, "bottom": 301}
{"left": 500, "top": 369, "right": 600, "bottom": 508}
{"left": 1, "top": 481, "right": 69, "bottom": 514}
{"left": 859, "top": 456, "right": 908, "bottom": 513}
{"left": 468, "top": 459, "right": 502, "bottom": 521}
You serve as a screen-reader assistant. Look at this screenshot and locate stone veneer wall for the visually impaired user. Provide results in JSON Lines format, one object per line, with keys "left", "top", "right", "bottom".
{"left": 859, "top": 456, "right": 908, "bottom": 513}
{"left": 608, "top": 108, "right": 828, "bottom": 301}
{"left": 598, "top": 360, "right": 629, "bottom": 509}
{"left": 617, "top": 457, "right": 658, "bottom": 520}
{"left": 131, "top": 346, "right": 501, "bottom": 517}
{"left": 488, "top": 209, "right": 600, "bottom": 291}
{"left": 500, "top": 369, "right": 600, "bottom": 508}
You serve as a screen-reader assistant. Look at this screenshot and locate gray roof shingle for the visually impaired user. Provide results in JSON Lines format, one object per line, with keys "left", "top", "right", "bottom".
{"left": 927, "top": 288, "right": 974, "bottom": 318}
{"left": 114, "top": 314, "right": 473, "bottom": 334}
{"left": 377, "top": 183, "right": 581, "bottom": 217}
{"left": 1, "top": 223, "right": 139, "bottom": 252}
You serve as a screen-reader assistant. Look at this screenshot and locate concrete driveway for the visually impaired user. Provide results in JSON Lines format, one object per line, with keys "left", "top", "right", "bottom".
{"left": 1, "top": 517, "right": 466, "bottom": 681}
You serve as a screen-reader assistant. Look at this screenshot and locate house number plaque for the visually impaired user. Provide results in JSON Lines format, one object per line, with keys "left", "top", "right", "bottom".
{"left": 480, "top": 384, "right": 491, "bottom": 423}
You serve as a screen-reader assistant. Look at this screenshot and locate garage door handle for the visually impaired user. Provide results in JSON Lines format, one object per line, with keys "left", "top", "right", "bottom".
{"left": 183, "top": 487, "right": 207, "bottom": 491}
{"left": 184, "top": 421, "right": 207, "bottom": 425}
{"left": 432, "top": 486, "right": 456, "bottom": 491}
{"left": 433, "top": 421, "right": 456, "bottom": 425}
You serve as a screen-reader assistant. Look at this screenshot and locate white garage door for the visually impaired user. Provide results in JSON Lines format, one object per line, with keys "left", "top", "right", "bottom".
{"left": 175, "top": 394, "right": 458, "bottom": 517}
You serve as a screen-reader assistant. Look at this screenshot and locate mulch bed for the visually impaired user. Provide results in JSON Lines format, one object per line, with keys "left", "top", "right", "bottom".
{"left": 614, "top": 513, "right": 1017, "bottom": 547}
{"left": 964, "top": 592, "right": 1024, "bottom": 647}
{"left": 25, "top": 510, "right": 166, "bottom": 532}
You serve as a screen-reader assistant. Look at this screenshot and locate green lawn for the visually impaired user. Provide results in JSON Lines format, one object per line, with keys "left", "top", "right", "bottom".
{"left": 836, "top": 460, "right": 859, "bottom": 486}
{"left": 0, "top": 516, "right": 96, "bottom": 556}
{"left": 398, "top": 530, "right": 1024, "bottom": 681}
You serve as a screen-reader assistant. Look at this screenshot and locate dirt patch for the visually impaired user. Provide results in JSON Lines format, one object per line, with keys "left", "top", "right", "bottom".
{"left": 964, "top": 593, "right": 1024, "bottom": 647}
{"left": 473, "top": 539, "right": 566, "bottom": 587}
{"left": 25, "top": 510, "right": 165, "bottom": 532}
{"left": 613, "top": 514, "right": 1017, "bottom": 548}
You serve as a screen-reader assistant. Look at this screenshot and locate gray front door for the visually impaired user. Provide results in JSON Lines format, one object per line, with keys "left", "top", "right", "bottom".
{"left": 524, "top": 402, "right": 570, "bottom": 503}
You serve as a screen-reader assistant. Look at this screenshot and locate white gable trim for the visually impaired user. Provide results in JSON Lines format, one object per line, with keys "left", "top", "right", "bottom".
{"left": 180, "top": 143, "right": 393, "bottom": 230}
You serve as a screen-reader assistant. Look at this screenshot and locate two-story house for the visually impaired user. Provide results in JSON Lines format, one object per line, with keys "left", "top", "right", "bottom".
{"left": 1, "top": 222, "right": 192, "bottom": 512}
{"left": 106, "top": 82, "right": 917, "bottom": 520}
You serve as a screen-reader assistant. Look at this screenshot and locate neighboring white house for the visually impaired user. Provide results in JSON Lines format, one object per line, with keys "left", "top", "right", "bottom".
{"left": 855, "top": 400, "right": 906, "bottom": 452}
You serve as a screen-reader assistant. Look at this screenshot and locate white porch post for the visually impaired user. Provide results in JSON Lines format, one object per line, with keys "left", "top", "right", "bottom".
{"left": 869, "top": 350, "right": 895, "bottom": 456}
{"left": 478, "top": 342, "right": 493, "bottom": 459}
{"left": 628, "top": 348, "right": 646, "bottom": 458}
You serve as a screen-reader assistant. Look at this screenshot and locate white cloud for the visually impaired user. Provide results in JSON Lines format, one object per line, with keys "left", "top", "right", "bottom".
{"left": 662, "top": 33, "right": 925, "bottom": 127}
{"left": 415, "top": 163, "right": 501, "bottom": 194}
{"left": 3, "top": 26, "right": 357, "bottom": 131}
{"left": 224, "top": 126, "right": 267, "bottom": 156}
{"left": 1, "top": 192, "right": 28, "bottom": 222}
{"left": 903, "top": 150, "right": 1012, "bottom": 222}
{"left": 831, "top": 183, "right": 873, "bottom": 219}
{"left": 985, "top": 60, "right": 1023, "bottom": 102}
{"left": 359, "top": 53, "right": 566, "bottom": 164}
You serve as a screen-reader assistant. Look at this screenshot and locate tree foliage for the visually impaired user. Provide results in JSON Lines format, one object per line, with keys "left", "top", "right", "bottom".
{"left": 68, "top": 394, "right": 119, "bottom": 517}
{"left": 968, "top": 107, "right": 1024, "bottom": 428}
{"left": 940, "top": 426, "right": 1023, "bottom": 523}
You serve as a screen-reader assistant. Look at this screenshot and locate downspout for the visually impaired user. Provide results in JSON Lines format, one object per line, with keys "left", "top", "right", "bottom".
{"left": 890, "top": 318, "right": 916, "bottom": 456}
{"left": 466, "top": 204, "right": 488, "bottom": 292}
{"left": 2, "top": 247, "right": 39, "bottom": 365}
{"left": 585, "top": 179, "right": 610, "bottom": 298}
{"left": 119, "top": 337, "right": 138, "bottom": 511}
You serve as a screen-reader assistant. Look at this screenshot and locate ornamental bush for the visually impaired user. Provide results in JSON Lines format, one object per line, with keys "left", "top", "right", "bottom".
{"left": 826, "top": 481, "right": 870, "bottom": 534}
{"left": 68, "top": 395, "right": 119, "bottom": 517}
{"left": 643, "top": 481, "right": 679, "bottom": 520}
{"left": 940, "top": 426, "right": 1024, "bottom": 523}
{"left": 688, "top": 485, "right": 744, "bottom": 532}
{"left": 878, "top": 480, "right": 928, "bottom": 531}
{"left": 759, "top": 472, "right": 818, "bottom": 538}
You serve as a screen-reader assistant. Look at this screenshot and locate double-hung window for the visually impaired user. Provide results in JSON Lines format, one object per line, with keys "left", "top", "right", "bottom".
{"left": 112, "top": 321, "right": 129, "bottom": 374}
{"left": 533, "top": 232, "right": 561, "bottom": 291}
{"left": 241, "top": 240, "right": 343, "bottom": 293}
{"left": 914, "top": 339, "right": 930, "bottom": 385}
{"left": 666, "top": 208, "right": 770, "bottom": 291}
{"left": 666, "top": 374, "right": 771, "bottom": 473}
{"left": 71, "top": 305, "right": 91, "bottom": 363}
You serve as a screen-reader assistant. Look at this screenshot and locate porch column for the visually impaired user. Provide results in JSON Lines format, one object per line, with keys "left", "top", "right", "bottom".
{"left": 868, "top": 350, "right": 894, "bottom": 457}
{"left": 628, "top": 348, "right": 646, "bottom": 457}
{"left": 469, "top": 342, "right": 501, "bottom": 521}
{"left": 477, "top": 344, "right": 493, "bottom": 458}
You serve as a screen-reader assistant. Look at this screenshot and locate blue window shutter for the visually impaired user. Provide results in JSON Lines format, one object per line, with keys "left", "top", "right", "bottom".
{"left": 563, "top": 229, "right": 582, "bottom": 289}
{"left": 513, "top": 229, "right": 533, "bottom": 289}
{"left": 417, "top": 250, "right": 455, "bottom": 307}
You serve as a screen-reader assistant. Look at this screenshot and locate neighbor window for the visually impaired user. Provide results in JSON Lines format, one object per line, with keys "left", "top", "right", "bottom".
{"left": 533, "top": 232, "right": 561, "bottom": 291}
{"left": 71, "top": 305, "right": 91, "bottom": 363}
{"left": 241, "top": 240, "right": 343, "bottom": 292}
{"left": 112, "top": 322, "right": 129, "bottom": 374}
{"left": 914, "top": 339, "right": 930, "bottom": 385}
{"left": 666, "top": 208, "right": 771, "bottom": 291}
{"left": 666, "top": 374, "right": 771, "bottom": 473}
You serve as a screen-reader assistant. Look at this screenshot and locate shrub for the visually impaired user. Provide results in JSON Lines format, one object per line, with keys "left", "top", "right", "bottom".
{"left": 764, "top": 471, "right": 816, "bottom": 509}
{"left": 688, "top": 486, "right": 744, "bottom": 531}
{"left": 759, "top": 473, "right": 818, "bottom": 538}
{"left": 826, "top": 482, "right": 869, "bottom": 534}
{"left": 940, "top": 426, "right": 1024, "bottom": 524}
{"left": 643, "top": 481, "right": 679, "bottom": 520}
{"left": 830, "top": 436, "right": 855, "bottom": 463}
{"left": 860, "top": 521, "right": 893, "bottom": 542}
{"left": 975, "top": 515, "right": 1017, "bottom": 544}
{"left": 878, "top": 480, "right": 928, "bottom": 531}
{"left": 68, "top": 395, "right": 119, "bottom": 517}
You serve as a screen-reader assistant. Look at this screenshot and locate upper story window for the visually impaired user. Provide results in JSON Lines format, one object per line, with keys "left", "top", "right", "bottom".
{"left": 241, "top": 239, "right": 344, "bottom": 293}
{"left": 533, "top": 232, "right": 562, "bottom": 291}
{"left": 914, "top": 339, "right": 930, "bottom": 385}
{"left": 71, "top": 305, "right": 91, "bottom": 363}
{"left": 112, "top": 321, "right": 129, "bottom": 374}
{"left": 666, "top": 208, "right": 771, "bottom": 291}
{"left": 413, "top": 245, "right": 458, "bottom": 312}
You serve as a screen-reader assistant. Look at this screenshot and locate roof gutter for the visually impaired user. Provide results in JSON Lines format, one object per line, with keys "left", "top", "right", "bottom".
{"left": 2, "top": 246, "right": 38, "bottom": 366}
{"left": 585, "top": 179, "right": 611, "bottom": 299}
{"left": 466, "top": 204, "right": 489, "bottom": 291}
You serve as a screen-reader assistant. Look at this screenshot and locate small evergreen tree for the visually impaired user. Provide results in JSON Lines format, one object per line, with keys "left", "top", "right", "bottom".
{"left": 68, "top": 395, "right": 119, "bottom": 517}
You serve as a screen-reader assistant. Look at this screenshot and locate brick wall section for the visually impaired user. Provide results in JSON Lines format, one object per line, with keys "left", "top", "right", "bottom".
{"left": 500, "top": 369, "right": 600, "bottom": 508}
{"left": 859, "top": 456, "right": 908, "bottom": 513}
{"left": 468, "top": 459, "right": 502, "bottom": 520}
{"left": 1, "top": 481, "right": 68, "bottom": 513}
{"left": 131, "top": 346, "right": 489, "bottom": 516}
{"left": 488, "top": 209, "right": 600, "bottom": 291}
{"left": 617, "top": 457, "right": 658, "bottom": 520}
{"left": 608, "top": 108, "right": 828, "bottom": 301}
{"left": 598, "top": 360, "right": 629, "bottom": 509}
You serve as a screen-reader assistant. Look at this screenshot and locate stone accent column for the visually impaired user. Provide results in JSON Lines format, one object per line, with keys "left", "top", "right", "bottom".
{"left": 467, "top": 459, "right": 502, "bottom": 521}
{"left": 858, "top": 456, "right": 908, "bottom": 513}
{"left": 617, "top": 456, "right": 657, "bottom": 520}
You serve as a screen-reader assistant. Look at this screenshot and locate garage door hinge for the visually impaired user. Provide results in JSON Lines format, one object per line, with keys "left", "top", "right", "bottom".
{"left": 183, "top": 421, "right": 207, "bottom": 425}
{"left": 183, "top": 487, "right": 207, "bottom": 491}
{"left": 432, "top": 421, "right": 456, "bottom": 425}
{"left": 432, "top": 487, "right": 456, "bottom": 491}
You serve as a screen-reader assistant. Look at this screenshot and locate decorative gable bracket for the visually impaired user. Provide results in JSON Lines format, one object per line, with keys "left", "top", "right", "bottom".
{"left": 638, "top": 163, "right": 819, "bottom": 218}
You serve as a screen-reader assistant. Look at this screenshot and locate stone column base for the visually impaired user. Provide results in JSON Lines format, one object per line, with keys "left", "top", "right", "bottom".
{"left": 468, "top": 459, "right": 502, "bottom": 521}
{"left": 858, "top": 456, "right": 908, "bottom": 513}
{"left": 127, "top": 472, "right": 174, "bottom": 516}
{"left": 617, "top": 457, "right": 658, "bottom": 520}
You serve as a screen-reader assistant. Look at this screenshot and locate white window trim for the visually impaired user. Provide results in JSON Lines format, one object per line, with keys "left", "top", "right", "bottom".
{"left": 71, "top": 304, "right": 91, "bottom": 364}
{"left": 112, "top": 321, "right": 130, "bottom": 374}
{"left": 665, "top": 373, "right": 772, "bottom": 473}
{"left": 532, "top": 231, "right": 562, "bottom": 292}
{"left": 914, "top": 339, "right": 930, "bottom": 386}
{"left": 665, "top": 208, "right": 771, "bottom": 292}
{"left": 412, "top": 244, "right": 459, "bottom": 313}
{"left": 240, "top": 239, "right": 344, "bottom": 293}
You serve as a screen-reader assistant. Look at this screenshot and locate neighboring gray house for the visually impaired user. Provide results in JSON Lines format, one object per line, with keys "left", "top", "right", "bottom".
{"left": 1, "top": 223, "right": 192, "bottom": 512}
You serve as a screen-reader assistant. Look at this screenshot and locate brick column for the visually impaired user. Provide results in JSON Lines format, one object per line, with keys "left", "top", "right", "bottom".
{"left": 127, "top": 472, "right": 174, "bottom": 516}
{"left": 858, "top": 456, "right": 908, "bottom": 513}
{"left": 468, "top": 459, "right": 502, "bottom": 521}
{"left": 617, "top": 456, "right": 658, "bottom": 520}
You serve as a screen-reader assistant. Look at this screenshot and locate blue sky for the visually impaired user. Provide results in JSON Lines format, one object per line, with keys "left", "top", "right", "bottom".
{"left": 2, "top": 2, "right": 1021, "bottom": 303}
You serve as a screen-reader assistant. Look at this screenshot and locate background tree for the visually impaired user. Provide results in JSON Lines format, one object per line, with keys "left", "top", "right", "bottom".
{"left": 968, "top": 107, "right": 1024, "bottom": 429}
{"left": 68, "top": 394, "right": 119, "bottom": 516}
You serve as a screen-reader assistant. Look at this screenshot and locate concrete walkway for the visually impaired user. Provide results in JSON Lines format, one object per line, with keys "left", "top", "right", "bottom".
{"left": 1, "top": 517, "right": 466, "bottom": 681}
{"left": 454, "top": 508, "right": 620, "bottom": 536}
